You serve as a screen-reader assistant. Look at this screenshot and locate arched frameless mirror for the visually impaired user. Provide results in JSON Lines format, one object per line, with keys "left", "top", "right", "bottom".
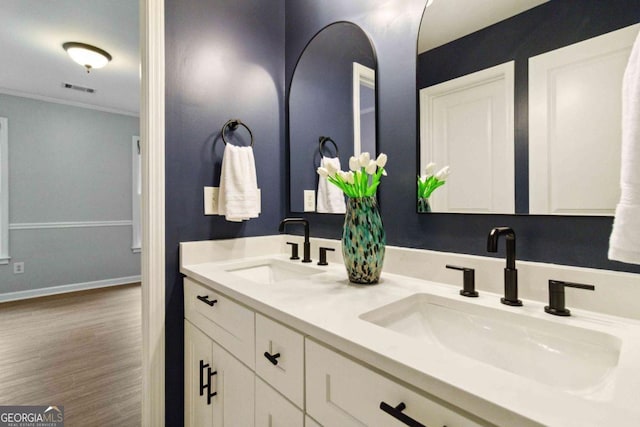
{"left": 417, "top": 0, "right": 640, "bottom": 215}
{"left": 289, "top": 21, "right": 377, "bottom": 213}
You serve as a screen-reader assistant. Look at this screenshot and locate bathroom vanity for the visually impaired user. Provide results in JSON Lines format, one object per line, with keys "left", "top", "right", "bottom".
{"left": 180, "top": 236, "right": 640, "bottom": 427}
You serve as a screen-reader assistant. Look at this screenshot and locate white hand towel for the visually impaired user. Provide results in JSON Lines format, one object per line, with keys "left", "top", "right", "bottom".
{"left": 316, "top": 156, "right": 346, "bottom": 214}
{"left": 218, "top": 144, "right": 260, "bottom": 222}
{"left": 609, "top": 30, "right": 640, "bottom": 264}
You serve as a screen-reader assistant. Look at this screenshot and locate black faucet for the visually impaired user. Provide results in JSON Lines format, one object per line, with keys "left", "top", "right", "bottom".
{"left": 487, "top": 227, "right": 522, "bottom": 306}
{"left": 278, "top": 218, "right": 311, "bottom": 263}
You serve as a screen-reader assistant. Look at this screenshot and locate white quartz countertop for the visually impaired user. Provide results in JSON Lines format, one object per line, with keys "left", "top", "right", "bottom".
{"left": 180, "top": 241, "right": 640, "bottom": 427}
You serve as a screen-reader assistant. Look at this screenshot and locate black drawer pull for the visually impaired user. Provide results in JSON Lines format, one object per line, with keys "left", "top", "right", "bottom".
{"left": 197, "top": 295, "right": 218, "bottom": 306}
{"left": 380, "top": 401, "right": 426, "bottom": 427}
{"left": 199, "top": 360, "right": 208, "bottom": 396}
{"left": 207, "top": 367, "right": 218, "bottom": 405}
{"left": 263, "top": 352, "right": 281, "bottom": 366}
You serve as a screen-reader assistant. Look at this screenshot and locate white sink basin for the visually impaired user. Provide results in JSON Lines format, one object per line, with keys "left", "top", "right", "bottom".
{"left": 222, "top": 258, "right": 324, "bottom": 284}
{"left": 359, "top": 293, "right": 621, "bottom": 393}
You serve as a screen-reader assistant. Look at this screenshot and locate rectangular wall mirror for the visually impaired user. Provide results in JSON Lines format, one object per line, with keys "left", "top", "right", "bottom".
{"left": 417, "top": 0, "right": 640, "bottom": 215}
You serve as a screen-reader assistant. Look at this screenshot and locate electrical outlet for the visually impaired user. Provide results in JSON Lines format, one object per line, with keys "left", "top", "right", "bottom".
{"left": 204, "top": 187, "right": 219, "bottom": 215}
{"left": 13, "top": 262, "right": 24, "bottom": 274}
{"left": 304, "top": 190, "right": 316, "bottom": 212}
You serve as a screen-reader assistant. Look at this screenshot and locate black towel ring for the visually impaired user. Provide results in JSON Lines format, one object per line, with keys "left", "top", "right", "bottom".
{"left": 222, "top": 119, "right": 254, "bottom": 147}
{"left": 318, "top": 136, "right": 339, "bottom": 158}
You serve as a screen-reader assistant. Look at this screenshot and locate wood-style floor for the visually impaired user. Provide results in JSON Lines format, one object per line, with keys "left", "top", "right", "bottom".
{"left": 0, "top": 284, "right": 142, "bottom": 426}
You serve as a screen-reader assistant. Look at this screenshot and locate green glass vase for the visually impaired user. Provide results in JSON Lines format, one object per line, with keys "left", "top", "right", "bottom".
{"left": 342, "top": 196, "right": 386, "bottom": 284}
{"left": 417, "top": 197, "right": 431, "bottom": 213}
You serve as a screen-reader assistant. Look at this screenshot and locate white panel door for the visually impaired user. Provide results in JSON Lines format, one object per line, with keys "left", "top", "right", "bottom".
{"left": 529, "top": 24, "right": 640, "bottom": 215}
{"left": 420, "top": 62, "right": 515, "bottom": 213}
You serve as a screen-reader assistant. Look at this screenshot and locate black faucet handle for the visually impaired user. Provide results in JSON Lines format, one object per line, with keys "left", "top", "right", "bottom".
{"left": 545, "top": 280, "right": 595, "bottom": 316}
{"left": 446, "top": 265, "right": 478, "bottom": 297}
{"left": 286, "top": 242, "right": 300, "bottom": 260}
{"left": 317, "top": 247, "right": 335, "bottom": 266}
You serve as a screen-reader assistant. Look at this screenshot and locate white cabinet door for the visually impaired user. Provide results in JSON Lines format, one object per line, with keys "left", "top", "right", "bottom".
{"left": 185, "top": 320, "right": 255, "bottom": 427}
{"left": 306, "top": 339, "right": 482, "bottom": 427}
{"left": 210, "top": 337, "right": 255, "bottom": 426}
{"left": 255, "top": 377, "right": 303, "bottom": 427}
{"left": 185, "top": 321, "right": 214, "bottom": 427}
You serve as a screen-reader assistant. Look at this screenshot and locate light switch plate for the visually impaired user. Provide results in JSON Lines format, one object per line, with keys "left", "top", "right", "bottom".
{"left": 204, "top": 187, "right": 219, "bottom": 215}
{"left": 304, "top": 190, "right": 316, "bottom": 212}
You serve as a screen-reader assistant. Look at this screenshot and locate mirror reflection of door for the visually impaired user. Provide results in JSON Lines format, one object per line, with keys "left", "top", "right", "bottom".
{"left": 353, "top": 63, "right": 376, "bottom": 156}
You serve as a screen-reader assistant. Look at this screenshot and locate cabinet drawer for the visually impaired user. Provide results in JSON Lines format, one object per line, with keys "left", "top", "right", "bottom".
{"left": 184, "top": 278, "right": 255, "bottom": 368}
{"left": 255, "top": 377, "right": 303, "bottom": 427}
{"left": 255, "top": 314, "right": 304, "bottom": 408}
{"left": 306, "top": 339, "right": 482, "bottom": 427}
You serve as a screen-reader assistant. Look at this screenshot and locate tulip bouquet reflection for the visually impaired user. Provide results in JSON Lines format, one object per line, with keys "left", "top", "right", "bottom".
{"left": 417, "top": 162, "right": 450, "bottom": 199}
{"left": 317, "top": 152, "right": 387, "bottom": 198}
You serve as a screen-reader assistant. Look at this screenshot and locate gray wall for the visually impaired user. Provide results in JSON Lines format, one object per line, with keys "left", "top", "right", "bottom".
{"left": 164, "top": 0, "right": 285, "bottom": 423}
{"left": 0, "top": 94, "right": 140, "bottom": 294}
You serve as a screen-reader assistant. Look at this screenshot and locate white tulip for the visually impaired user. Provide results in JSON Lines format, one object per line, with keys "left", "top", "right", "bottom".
{"left": 424, "top": 162, "right": 437, "bottom": 176}
{"left": 358, "top": 152, "right": 371, "bottom": 168}
{"left": 365, "top": 160, "right": 377, "bottom": 174}
{"left": 338, "top": 171, "right": 355, "bottom": 184}
{"left": 376, "top": 153, "right": 388, "bottom": 168}
{"left": 349, "top": 156, "right": 359, "bottom": 171}
{"left": 345, "top": 171, "right": 355, "bottom": 184}
{"left": 382, "top": 169, "right": 387, "bottom": 176}
{"left": 325, "top": 161, "right": 339, "bottom": 177}
{"left": 317, "top": 167, "right": 329, "bottom": 178}
{"left": 435, "top": 166, "right": 450, "bottom": 181}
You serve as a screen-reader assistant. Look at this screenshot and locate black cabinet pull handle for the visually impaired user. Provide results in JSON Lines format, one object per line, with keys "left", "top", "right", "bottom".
{"left": 199, "top": 360, "right": 208, "bottom": 397}
{"left": 380, "top": 401, "right": 426, "bottom": 427}
{"left": 263, "top": 351, "right": 281, "bottom": 366}
{"left": 197, "top": 295, "right": 218, "bottom": 306}
{"left": 206, "top": 367, "right": 218, "bottom": 405}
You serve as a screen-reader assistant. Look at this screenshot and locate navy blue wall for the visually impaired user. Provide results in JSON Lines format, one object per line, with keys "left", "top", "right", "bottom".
{"left": 285, "top": 0, "right": 640, "bottom": 275}
{"left": 418, "top": 0, "right": 640, "bottom": 213}
{"left": 165, "top": 0, "right": 285, "bottom": 423}
{"left": 164, "top": 0, "right": 640, "bottom": 422}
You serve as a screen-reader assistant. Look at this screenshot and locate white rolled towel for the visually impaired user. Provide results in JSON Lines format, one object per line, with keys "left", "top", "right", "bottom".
{"left": 316, "top": 156, "right": 346, "bottom": 214}
{"left": 609, "top": 29, "right": 640, "bottom": 264}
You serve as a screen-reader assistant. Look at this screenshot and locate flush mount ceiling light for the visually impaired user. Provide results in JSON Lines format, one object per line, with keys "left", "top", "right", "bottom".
{"left": 62, "top": 42, "right": 112, "bottom": 73}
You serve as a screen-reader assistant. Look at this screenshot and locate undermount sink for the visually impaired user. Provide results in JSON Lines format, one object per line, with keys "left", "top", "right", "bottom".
{"left": 222, "top": 258, "right": 324, "bottom": 284}
{"left": 359, "top": 293, "right": 621, "bottom": 393}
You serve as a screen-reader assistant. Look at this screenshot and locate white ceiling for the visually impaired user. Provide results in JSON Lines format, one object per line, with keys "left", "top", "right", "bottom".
{"left": 0, "top": 0, "right": 140, "bottom": 115}
{"left": 418, "top": 0, "right": 549, "bottom": 53}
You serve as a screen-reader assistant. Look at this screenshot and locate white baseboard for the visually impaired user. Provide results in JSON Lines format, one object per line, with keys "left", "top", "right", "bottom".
{"left": 0, "top": 275, "right": 142, "bottom": 303}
